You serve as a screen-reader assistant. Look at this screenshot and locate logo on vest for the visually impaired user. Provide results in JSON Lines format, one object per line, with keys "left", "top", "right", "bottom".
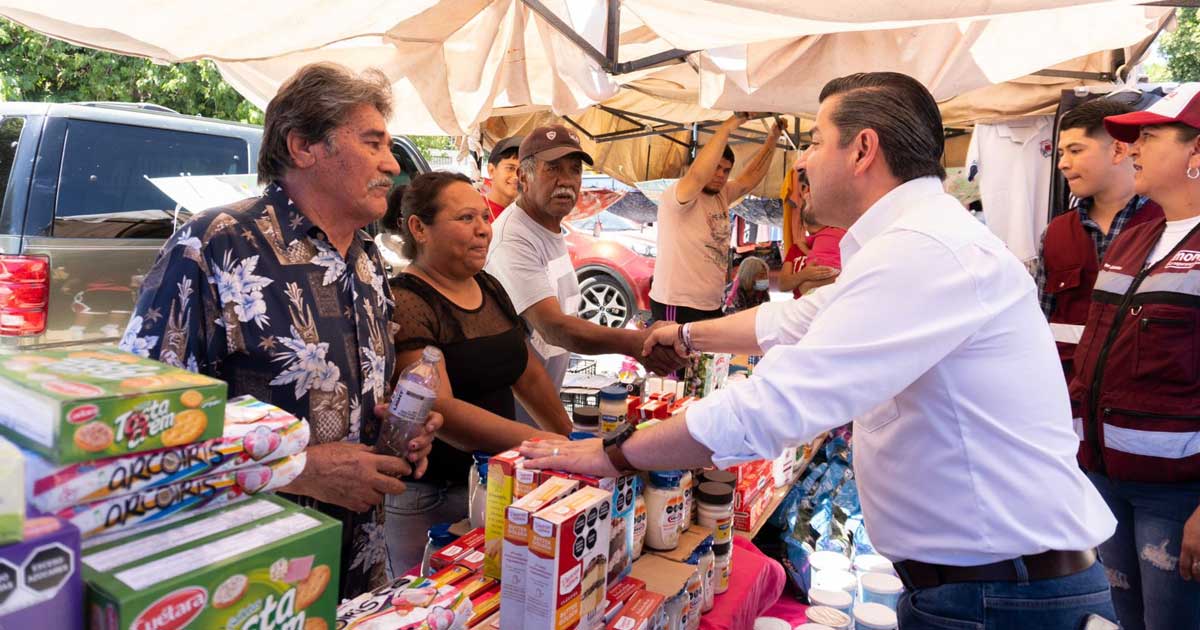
{"left": 1166, "top": 250, "right": 1200, "bottom": 270}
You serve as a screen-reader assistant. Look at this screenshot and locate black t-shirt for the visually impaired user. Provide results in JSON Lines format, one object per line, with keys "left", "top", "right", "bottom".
{"left": 390, "top": 271, "right": 529, "bottom": 485}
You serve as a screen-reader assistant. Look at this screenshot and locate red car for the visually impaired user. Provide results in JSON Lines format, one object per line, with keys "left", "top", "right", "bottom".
{"left": 563, "top": 211, "right": 656, "bottom": 328}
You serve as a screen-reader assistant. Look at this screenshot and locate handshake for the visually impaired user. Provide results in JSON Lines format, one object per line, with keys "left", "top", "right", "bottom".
{"left": 633, "top": 321, "right": 692, "bottom": 376}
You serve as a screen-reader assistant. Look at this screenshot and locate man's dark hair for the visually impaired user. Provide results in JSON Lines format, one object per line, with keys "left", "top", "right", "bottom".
{"left": 488, "top": 146, "right": 520, "bottom": 166}
{"left": 1060, "top": 98, "right": 1136, "bottom": 138}
{"left": 386, "top": 171, "right": 473, "bottom": 259}
{"left": 818, "top": 72, "right": 945, "bottom": 182}
{"left": 722, "top": 145, "right": 736, "bottom": 166}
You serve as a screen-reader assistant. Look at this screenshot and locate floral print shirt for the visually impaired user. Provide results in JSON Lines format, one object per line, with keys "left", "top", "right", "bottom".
{"left": 120, "top": 182, "right": 397, "bottom": 597}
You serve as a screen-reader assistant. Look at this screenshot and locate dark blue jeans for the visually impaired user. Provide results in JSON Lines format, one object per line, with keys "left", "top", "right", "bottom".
{"left": 1087, "top": 472, "right": 1200, "bottom": 630}
{"left": 896, "top": 561, "right": 1116, "bottom": 629}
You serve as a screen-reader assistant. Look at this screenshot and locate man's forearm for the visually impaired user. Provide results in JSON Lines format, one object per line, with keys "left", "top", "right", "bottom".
{"left": 624, "top": 412, "right": 716, "bottom": 471}
{"left": 541, "top": 315, "right": 640, "bottom": 357}
{"left": 688, "top": 307, "right": 763, "bottom": 355}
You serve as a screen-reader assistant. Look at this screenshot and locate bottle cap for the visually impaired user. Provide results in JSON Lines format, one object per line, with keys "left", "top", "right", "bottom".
{"left": 700, "top": 470, "right": 737, "bottom": 486}
{"left": 648, "top": 470, "right": 683, "bottom": 488}
{"left": 421, "top": 345, "right": 444, "bottom": 363}
{"left": 572, "top": 406, "right": 600, "bottom": 427}
{"left": 569, "top": 432, "right": 595, "bottom": 441}
{"left": 599, "top": 385, "right": 628, "bottom": 401}
{"left": 695, "top": 481, "right": 734, "bottom": 506}
{"left": 712, "top": 541, "right": 732, "bottom": 556}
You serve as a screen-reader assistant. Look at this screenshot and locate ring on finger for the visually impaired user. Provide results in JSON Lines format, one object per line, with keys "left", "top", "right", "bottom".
{"left": 552, "top": 447, "right": 559, "bottom": 457}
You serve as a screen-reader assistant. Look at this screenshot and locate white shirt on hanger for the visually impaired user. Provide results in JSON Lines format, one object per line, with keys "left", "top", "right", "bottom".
{"left": 967, "top": 116, "right": 1055, "bottom": 265}
{"left": 685, "top": 177, "right": 1116, "bottom": 566}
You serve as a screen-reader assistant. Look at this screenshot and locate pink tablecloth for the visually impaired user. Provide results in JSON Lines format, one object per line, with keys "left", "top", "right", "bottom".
{"left": 699, "top": 537, "right": 787, "bottom": 630}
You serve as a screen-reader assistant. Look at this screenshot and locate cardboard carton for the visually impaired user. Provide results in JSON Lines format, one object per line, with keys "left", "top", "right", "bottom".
{"left": 0, "top": 438, "right": 23, "bottom": 544}
{"left": 526, "top": 486, "right": 612, "bottom": 630}
{"left": 483, "top": 451, "right": 524, "bottom": 579}
{"left": 603, "top": 576, "right": 645, "bottom": 623}
{"left": 27, "top": 395, "right": 309, "bottom": 513}
{"left": 500, "top": 476, "right": 579, "bottom": 629}
{"left": 604, "top": 590, "right": 665, "bottom": 630}
{"left": 0, "top": 348, "right": 226, "bottom": 464}
{"left": 0, "top": 512, "right": 83, "bottom": 630}
{"left": 428, "top": 528, "right": 484, "bottom": 573}
{"left": 83, "top": 494, "right": 340, "bottom": 630}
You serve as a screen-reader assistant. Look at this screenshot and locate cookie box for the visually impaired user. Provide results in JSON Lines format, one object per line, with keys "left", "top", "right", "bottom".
{"left": 0, "top": 347, "right": 226, "bottom": 464}
{"left": 526, "top": 486, "right": 613, "bottom": 630}
{"left": 83, "top": 494, "right": 340, "bottom": 630}
{"left": 0, "top": 437, "right": 23, "bottom": 544}
{"left": 60, "top": 452, "right": 306, "bottom": 539}
{"left": 27, "top": 395, "right": 309, "bottom": 513}
{"left": 336, "top": 576, "right": 472, "bottom": 630}
{"left": 0, "top": 511, "right": 84, "bottom": 630}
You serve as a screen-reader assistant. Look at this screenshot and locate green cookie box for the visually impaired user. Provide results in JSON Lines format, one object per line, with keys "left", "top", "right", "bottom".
{"left": 83, "top": 494, "right": 340, "bottom": 630}
{"left": 0, "top": 347, "right": 226, "bottom": 464}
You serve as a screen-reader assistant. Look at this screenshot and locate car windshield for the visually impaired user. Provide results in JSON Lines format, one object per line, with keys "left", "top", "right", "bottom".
{"left": 572, "top": 211, "right": 639, "bottom": 233}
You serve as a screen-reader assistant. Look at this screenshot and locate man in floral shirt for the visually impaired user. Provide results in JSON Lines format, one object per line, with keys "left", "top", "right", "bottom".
{"left": 120, "top": 63, "right": 440, "bottom": 597}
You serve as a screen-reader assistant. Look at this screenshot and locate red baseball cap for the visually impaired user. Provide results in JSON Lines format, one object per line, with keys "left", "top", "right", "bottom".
{"left": 1104, "top": 83, "right": 1200, "bottom": 142}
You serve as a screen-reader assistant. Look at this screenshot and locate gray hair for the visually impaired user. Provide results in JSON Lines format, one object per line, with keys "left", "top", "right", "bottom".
{"left": 735, "top": 256, "right": 769, "bottom": 292}
{"left": 257, "top": 62, "right": 394, "bottom": 184}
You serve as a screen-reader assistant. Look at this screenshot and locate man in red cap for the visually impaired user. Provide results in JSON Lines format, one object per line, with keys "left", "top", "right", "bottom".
{"left": 1069, "top": 82, "right": 1200, "bottom": 630}
{"left": 485, "top": 125, "right": 685, "bottom": 424}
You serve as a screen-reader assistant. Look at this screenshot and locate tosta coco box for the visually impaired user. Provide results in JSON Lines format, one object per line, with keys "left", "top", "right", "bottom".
{"left": 83, "top": 494, "right": 340, "bottom": 630}
{"left": 500, "top": 476, "right": 580, "bottom": 629}
{"left": 0, "top": 348, "right": 226, "bottom": 464}
{"left": 526, "top": 486, "right": 613, "bottom": 630}
{"left": 27, "top": 395, "right": 309, "bottom": 513}
{"left": 60, "top": 452, "right": 306, "bottom": 540}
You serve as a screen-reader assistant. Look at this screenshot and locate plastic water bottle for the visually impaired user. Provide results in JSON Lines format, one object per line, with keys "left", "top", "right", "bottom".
{"left": 379, "top": 346, "right": 442, "bottom": 457}
{"left": 421, "top": 522, "right": 458, "bottom": 576}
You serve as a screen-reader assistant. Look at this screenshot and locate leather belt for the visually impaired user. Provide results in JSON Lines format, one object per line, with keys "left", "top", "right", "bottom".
{"left": 894, "top": 549, "right": 1096, "bottom": 590}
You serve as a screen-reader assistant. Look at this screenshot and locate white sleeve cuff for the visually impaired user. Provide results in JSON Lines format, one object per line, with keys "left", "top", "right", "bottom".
{"left": 755, "top": 301, "right": 787, "bottom": 353}
{"left": 685, "top": 391, "right": 762, "bottom": 469}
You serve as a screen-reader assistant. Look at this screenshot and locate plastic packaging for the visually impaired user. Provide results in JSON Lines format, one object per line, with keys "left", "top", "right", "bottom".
{"left": 695, "top": 481, "right": 734, "bottom": 546}
{"left": 852, "top": 553, "right": 896, "bottom": 577}
{"left": 645, "top": 471, "right": 684, "bottom": 550}
{"left": 572, "top": 405, "right": 600, "bottom": 435}
{"left": 421, "top": 523, "right": 458, "bottom": 577}
{"left": 380, "top": 346, "right": 442, "bottom": 456}
{"left": 599, "top": 385, "right": 629, "bottom": 434}
{"left": 860, "top": 572, "right": 904, "bottom": 610}
{"left": 812, "top": 568, "right": 858, "bottom": 597}
{"left": 679, "top": 471, "right": 694, "bottom": 533}
{"left": 695, "top": 539, "right": 716, "bottom": 612}
{"left": 808, "top": 588, "right": 853, "bottom": 615}
{"left": 467, "top": 452, "right": 489, "bottom": 530}
{"left": 713, "top": 541, "right": 732, "bottom": 595}
{"left": 633, "top": 493, "right": 648, "bottom": 559}
{"left": 805, "top": 605, "right": 852, "bottom": 629}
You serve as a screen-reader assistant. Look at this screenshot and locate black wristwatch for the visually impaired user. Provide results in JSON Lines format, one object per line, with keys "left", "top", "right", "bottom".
{"left": 602, "top": 423, "right": 638, "bottom": 474}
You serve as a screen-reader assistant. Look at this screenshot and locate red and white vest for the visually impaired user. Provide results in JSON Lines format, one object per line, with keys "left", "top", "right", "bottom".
{"left": 1042, "top": 201, "right": 1161, "bottom": 380}
{"left": 1070, "top": 215, "right": 1200, "bottom": 483}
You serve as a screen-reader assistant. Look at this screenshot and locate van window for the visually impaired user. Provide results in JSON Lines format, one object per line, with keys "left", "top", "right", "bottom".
{"left": 0, "top": 117, "right": 23, "bottom": 210}
{"left": 54, "top": 120, "right": 249, "bottom": 239}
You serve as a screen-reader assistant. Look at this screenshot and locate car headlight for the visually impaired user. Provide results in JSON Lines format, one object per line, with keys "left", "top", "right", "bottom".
{"left": 630, "top": 243, "right": 657, "bottom": 258}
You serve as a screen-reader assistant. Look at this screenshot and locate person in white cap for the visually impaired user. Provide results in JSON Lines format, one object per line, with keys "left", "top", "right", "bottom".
{"left": 521, "top": 72, "right": 1121, "bottom": 629}
{"left": 1068, "top": 82, "right": 1200, "bottom": 630}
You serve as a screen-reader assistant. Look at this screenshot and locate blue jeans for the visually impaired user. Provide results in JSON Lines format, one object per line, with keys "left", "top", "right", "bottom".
{"left": 896, "top": 561, "right": 1116, "bottom": 629}
{"left": 1087, "top": 472, "right": 1200, "bottom": 630}
{"left": 383, "top": 481, "right": 468, "bottom": 578}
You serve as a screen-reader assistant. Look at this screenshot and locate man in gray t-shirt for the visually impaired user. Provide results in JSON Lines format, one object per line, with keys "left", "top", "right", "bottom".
{"left": 486, "top": 126, "right": 684, "bottom": 413}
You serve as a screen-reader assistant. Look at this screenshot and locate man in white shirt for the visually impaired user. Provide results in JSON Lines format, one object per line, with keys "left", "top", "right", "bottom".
{"left": 521, "top": 72, "right": 1119, "bottom": 629}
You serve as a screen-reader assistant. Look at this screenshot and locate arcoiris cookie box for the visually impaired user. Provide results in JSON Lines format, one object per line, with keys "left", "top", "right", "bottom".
{"left": 0, "top": 348, "right": 226, "bottom": 464}
{"left": 83, "top": 494, "right": 340, "bottom": 630}
{"left": 26, "top": 395, "right": 310, "bottom": 513}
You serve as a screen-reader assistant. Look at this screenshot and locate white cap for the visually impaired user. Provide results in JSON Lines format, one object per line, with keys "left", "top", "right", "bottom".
{"left": 852, "top": 554, "right": 896, "bottom": 576}
{"left": 804, "top": 606, "right": 852, "bottom": 629}
{"left": 810, "top": 550, "right": 852, "bottom": 573}
{"left": 753, "top": 618, "right": 792, "bottom": 630}
{"left": 853, "top": 602, "right": 898, "bottom": 629}
{"left": 861, "top": 572, "right": 904, "bottom": 595}
{"left": 812, "top": 568, "right": 857, "bottom": 595}
{"left": 807, "top": 588, "right": 853, "bottom": 610}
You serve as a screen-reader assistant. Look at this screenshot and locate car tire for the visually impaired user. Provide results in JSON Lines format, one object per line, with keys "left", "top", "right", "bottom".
{"left": 578, "top": 274, "right": 633, "bottom": 329}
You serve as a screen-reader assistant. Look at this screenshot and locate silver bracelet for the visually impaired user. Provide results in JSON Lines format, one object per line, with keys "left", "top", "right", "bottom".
{"left": 681, "top": 323, "right": 696, "bottom": 354}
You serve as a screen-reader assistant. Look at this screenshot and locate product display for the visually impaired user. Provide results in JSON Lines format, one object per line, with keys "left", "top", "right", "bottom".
{"left": 599, "top": 385, "right": 629, "bottom": 434}
{"left": 644, "top": 471, "right": 684, "bottom": 551}
{"left": 805, "top": 605, "right": 852, "bottom": 629}
{"left": 679, "top": 471, "right": 694, "bottom": 534}
{"left": 0, "top": 347, "right": 226, "bottom": 464}
{"left": 853, "top": 602, "right": 899, "bottom": 629}
{"left": 695, "top": 481, "right": 734, "bottom": 547}
{"left": 0, "top": 512, "right": 83, "bottom": 630}
{"left": 484, "top": 450, "right": 524, "bottom": 579}
{"left": 526, "top": 486, "right": 612, "bottom": 630}
{"left": 807, "top": 588, "right": 853, "bottom": 614}
{"left": 0, "top": 438, "right": 23, "bottom": 544}
{"left": 468, "top": 452, "right": 489, "bottom": 530}
{"left": 26, "top": 395, "right": 309, "bottom": 513}
{"left": 859, "top": 572, "right": 903, "bottom": 610}
{"left": 605, "top": 589, "right": 665, "bottom": 630}
{"left": 500, "top": 476, "right": 579, "bottom": 629}
{"left": 84, "top": 494, "right": 340, "bottom": 630}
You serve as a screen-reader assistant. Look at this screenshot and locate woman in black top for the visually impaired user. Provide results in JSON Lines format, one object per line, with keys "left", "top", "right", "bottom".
{"left": 383, "top": 171, "right": 572, "bottom": 572}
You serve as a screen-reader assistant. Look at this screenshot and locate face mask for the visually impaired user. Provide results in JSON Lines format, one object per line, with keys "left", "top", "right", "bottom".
{"left": 754, "top": 279, "right": 769, "bottom": 291}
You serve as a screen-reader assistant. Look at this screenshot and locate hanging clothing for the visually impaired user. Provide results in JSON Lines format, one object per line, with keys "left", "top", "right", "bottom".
{"left": 966, "top": 116, "right": 1055, "bottom": 265}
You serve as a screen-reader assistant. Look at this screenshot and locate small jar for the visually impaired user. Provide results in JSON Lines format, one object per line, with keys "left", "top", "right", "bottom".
{"left": 695, "top": 481, "right": 734, "bottom": 546}
{"left": 572, "top": 405, "right": 600, "bottom": 435}
{"left": 645, "top": 470, "right": 685, "bottom": 551}
{"left": 804, "top": 606, "right": 851, "bottom": 630}
{"left": 695, "top": 539, "right": 716, "bottom": 612}
{"left": 853, "top": 602, "right": 898, "bottom": 630}
{"left": 679, "top": 471, "right": 694, "bottom": 533}
{"left": 859, "top": 572, "right": 904, "bottom": 610}
{"left": 633, "top": 493, "right": 648, "bottom": 559}
{"left": 713, "top": 541, "right": 732, "bottom": 594}
{"left": 683, "top": 568, "right": 702, "bottom": 630}
{"left": 420, "top": 522, "right": 457, "bottom": 577}
{"left": 807, "top": 588, "right": 853, "bottom": 615}
{"left": 599, "top": 385, "right": 629, "bottom": 434}
{"left": 467, "top": 451, "right": 489, "bottom": 530}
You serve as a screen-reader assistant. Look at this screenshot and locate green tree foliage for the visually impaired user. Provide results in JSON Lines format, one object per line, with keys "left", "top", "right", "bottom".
{"left": 1157, "top": 8, "right": 1200, "bottom": 83}
{"left": 0, "top": 19, "right": 263, "bottom": 124}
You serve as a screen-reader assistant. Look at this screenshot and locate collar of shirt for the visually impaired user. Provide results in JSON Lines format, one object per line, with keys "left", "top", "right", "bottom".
{"left": 264, "top": 181, "right": 377, "bottom": 257}
{"left": 1073, "top": 195, "right": 1147, "bottom": 231}
{"left": 841, "top": 177, "right": 947, "bottom": 265}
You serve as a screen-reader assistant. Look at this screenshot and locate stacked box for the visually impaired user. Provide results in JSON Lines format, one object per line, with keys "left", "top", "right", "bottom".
{"left": 83, "top": 494, "right": 340, "bottom": 630}
{"left": 605, "top": 590, "right": 665, "bottom": 630}
{"left": 500, "top": 476, "right": 579, "bottom": 629}
{"left": 0, "top": 438, "right": 23, "bottom": 544}
{"left": 547, "top": 471, "right": 638, "bottom": 586}
{"left": 0, "top": 347, "right": 226, "bottom": 464}
{"left": 527, "top": 486, "right": 613, "bottom": 630}
{"left": 428, "top": 528, "right": 485, "bottom": 573}
{"left": 0, "top": 512, "right": 83, "bottom": 630}
{"left": 27, "top": 395, "right": 309, "bottom": 513}
{"left": 483, "top": 451, "right": 524, "bottom": 579}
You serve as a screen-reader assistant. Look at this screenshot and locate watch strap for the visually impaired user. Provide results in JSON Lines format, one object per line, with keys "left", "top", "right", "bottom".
{"left": 604, "top": 441, "right": 638, "bottom": 474}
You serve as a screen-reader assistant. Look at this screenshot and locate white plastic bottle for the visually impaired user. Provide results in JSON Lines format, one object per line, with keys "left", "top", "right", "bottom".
{"left": 379, "top": 346, "right": 442, "bottom": 456}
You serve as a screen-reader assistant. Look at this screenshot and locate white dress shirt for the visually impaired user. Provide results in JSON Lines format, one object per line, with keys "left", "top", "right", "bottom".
{"left": 686, "top": 177, "right": 1116, "bottom": 566}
